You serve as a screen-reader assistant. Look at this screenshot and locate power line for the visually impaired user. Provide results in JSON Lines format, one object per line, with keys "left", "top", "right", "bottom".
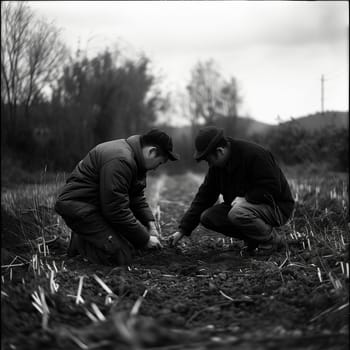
{"left": 321, "top": 74, "right": 324, "bottom": 114}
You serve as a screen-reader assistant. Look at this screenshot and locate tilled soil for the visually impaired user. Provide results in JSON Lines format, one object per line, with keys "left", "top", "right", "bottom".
{"left": 1, "top": 173, "right": 348, "bottom": 350}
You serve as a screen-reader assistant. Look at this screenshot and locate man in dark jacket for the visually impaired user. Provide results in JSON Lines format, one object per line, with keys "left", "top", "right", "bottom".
{"left": 170, "top": 126, "right": 294, "bottom": 254}
{"left": 55, "top": 129, "right": 179, "bottom": 265}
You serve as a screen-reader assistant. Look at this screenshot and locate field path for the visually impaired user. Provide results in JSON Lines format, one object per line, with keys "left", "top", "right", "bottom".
{"left": 146, "top": 172, "right": 202, "bottom": 212}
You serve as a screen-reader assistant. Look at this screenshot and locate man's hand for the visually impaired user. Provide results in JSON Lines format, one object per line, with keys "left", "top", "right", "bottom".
{"left": 231, "top": 196, "right": 245, "bottom": 207}
{"left": 145, "top": 235, "right": 162, "bottom": 249}
{"left": 148, "top": 221, "right": 160, "bottom": 238}
{"left": 169, "top": 231, "right": 185, "bottom": 247}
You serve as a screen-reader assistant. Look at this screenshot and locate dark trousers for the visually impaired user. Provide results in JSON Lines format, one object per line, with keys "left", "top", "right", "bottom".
{"left": 64, "top": 212, "right": 135, "bottom": 266}
{"left": 200, "top": 197, "right": 288, "bottom": 243}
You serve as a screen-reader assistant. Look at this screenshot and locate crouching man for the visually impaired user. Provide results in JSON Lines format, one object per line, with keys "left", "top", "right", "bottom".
{"left": 55, "top": 129, "right": 179, "bottom": 265}
{"left": 170, "top": 126, "right": 294, "bottom": 254}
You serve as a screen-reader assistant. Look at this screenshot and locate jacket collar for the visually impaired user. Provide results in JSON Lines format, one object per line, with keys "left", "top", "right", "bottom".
{"left": 126, "top": 135, "right": 147, "bottom": 172}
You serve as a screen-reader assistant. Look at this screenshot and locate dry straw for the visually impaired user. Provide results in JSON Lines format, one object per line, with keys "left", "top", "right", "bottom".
{"left": 130, "top": 289, "right": 148, "bottom": 316}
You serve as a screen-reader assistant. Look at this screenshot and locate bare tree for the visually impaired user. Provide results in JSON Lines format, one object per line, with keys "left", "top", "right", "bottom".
{"left": 1, "top": 1, "right": 31, "bottom": 130}
{"left": 1, "top": 1, "right": 67, "bottom": 129}
{"left": 187, "top": 59, "right": 222, "bottom": 126}
{"left": 220, "top": 77, "right": 242, "bottom": 136}
{"left": 186, "top": 59, "right": 242, "bottom": 134}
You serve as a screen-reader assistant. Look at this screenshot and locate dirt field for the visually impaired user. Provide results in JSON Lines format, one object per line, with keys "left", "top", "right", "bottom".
{"left": 1, "top": 172, "right": 349, "bottom": 350}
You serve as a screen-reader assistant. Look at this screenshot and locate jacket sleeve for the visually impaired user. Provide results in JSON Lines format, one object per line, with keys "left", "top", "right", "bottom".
{"left": 245, "top": 152, "right": 281, "bottom": 205}
{"left": 179, "top": 169, "right": 219, "bottom": 236}
{"left": 130, "top": 193, "right": 155, "bottom": 226}
{"left": 100, "top": 159, "right": 149, "bottom": 248}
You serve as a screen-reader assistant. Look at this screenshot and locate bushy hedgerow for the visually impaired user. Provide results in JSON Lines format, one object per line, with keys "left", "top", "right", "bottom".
{"left": 252, "top": 123, "right": 348, "bottom": 172}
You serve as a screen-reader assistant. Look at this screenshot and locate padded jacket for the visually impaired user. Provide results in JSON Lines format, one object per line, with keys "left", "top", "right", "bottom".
{"left": 179, "top": 138, "right": 295, "bottom": 235}
{"left": 55, "top": 135, "right": 154, "bottom": 248}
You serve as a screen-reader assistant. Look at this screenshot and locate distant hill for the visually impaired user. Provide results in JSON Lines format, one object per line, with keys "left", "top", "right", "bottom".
{"left": 280, "top": 111, "right": 348, "bottom": 132}
{"left": 235, "top": 117, "right": 274, "bottom": 136}
{"left": 157, "top": 111, "right": 348, "bottom": 141}
{"left": 239, "top": 111, "right": 349, "bottom": 135}
{"left": 158, "top": 116, "right": 274, "bottom": 139}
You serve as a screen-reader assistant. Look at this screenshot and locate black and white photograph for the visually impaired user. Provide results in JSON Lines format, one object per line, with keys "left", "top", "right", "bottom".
{"left": 1, "top": 1, "right": 348, "bottom": 349}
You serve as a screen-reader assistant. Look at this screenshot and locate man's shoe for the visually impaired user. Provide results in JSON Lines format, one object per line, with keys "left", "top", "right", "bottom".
{"left": 67, "top": 231, "right": 79, "bottom": 257}
{"left": 240, "top": 239, "right": 258, "bottom": 256}
{"left": 256, "top": 229, "right": 286, "bottom": 254}
{"left": 245, "top": 240, "right": 258, "bottom": 252}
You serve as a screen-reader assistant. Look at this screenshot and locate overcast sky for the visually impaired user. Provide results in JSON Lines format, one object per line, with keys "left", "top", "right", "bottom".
{"left": 29, "top": 1, "right": 348, "bottom": 125}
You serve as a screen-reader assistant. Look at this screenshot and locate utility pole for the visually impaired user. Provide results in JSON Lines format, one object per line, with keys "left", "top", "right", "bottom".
{"left": 321, "top": 74, "right": 324, "bottom": 114}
